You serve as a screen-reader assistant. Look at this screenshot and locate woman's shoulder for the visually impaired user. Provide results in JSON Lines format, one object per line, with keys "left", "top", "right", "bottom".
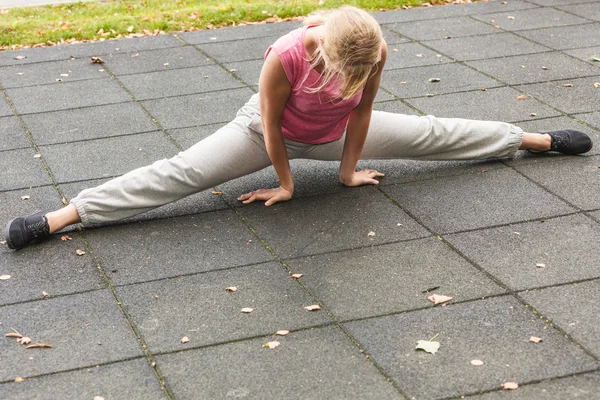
{"left": 269, "top": 26, "right": 306, "bottom": 56}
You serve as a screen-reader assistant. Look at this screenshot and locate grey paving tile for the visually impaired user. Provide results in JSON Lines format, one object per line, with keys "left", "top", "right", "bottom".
{"left": 0, "top": 290, "right": 143, "bottom": 382}
{"left": 382, "top": 63, "right": 499, "bottom": 99}
{"left": 0, "top": 186, "right": 63, "bottom": 238}
{"left": 237, "top": 187, "right": 429, "bottom": 258}
{"left": 575, "top": 111, "right": 600, "bottom": 130}
{"left": 224, "top": 59, "right": 262, "bottom": 86}
{"left": 0, "top": 116, "right": 29, "bottom": 151}
{"left": 0, "top": 35, "right": 183, "bottom": 67}
{"left": 119, "top": 65, "right": 245, "bottom": 101}
{"left": 0, "top": 96, "right": 13, "bottom": 117}
{"left": 564, "top": 46, "right": 600, "bottom": 67}
{"left": 1, "top": 359, "right": 166, "bottom": 400}
{"left": 527, "top": 0, "right": 598, "bottom": 5}
{"left": 6, "top": 78, "right": 131, "bottom": 115}
{"left": 373, "top": 100, "right": 421, "bottom": 115}
{"left": 512, "top": 154, "right": 600, "bottom": 210}
{"left": 0, "top": 232, "right": 103, "bottom": 305}
{"left": 83, "top": 210, "right": 273, "bottom": 285}
{"left": 196, "top": 35, "right": 277, "bottom": 63}
{"left": 156, "top": 326, "right": 400, "bottom": 400}
{"left": 40, "top": 132, "right": 176, "bottom": 183}
{"left": 166, "top": 123, "right": 222, "bottom": 150}
{"left": 469, "top": 372, "right": 600, "bottom": 400}
{"left": 519, "top": 76, "right": 600, "bottom": 115}
{"left": 519, "top": 23, "right": 600, "bottom": 50}
{"left": 422, "top": 33, "right": 549, "bottom": 61}
{"left": 446, "top": 214, "right": 600, "bottom": 291}
{"left": 406, "top": 87, "right": 560, "bottom": 123}
{"left": 521, "top": 280, "right": 600, "bottom": 355}
{"left": 177, "top": 21, "right": 300, "bottom": 45}
{"left": 380, "top": 27, "right": 411, "bottom": 45}
{"left": 116, "top": 263, "right": 331, "bottom": 352}
{"left": 344, "top": 296, "right": 597, "bottom": 399}
{"left": 467, "top": 52, "right": 600, "bottom": 85}
{"left": 385, "top": 16, "right": 498, "bottom": 41}
{"left": 141, "top": 88, "right": 254, "bottom": 129}
{"left": 287, "top": 238, "right": 505, "bottom": 321}
{"left": 0, "top": 58, "right": 106, "bottom": 89}
{"left": 0, "top": 148, "right": 51, "bottom": 191}
{"left": 384, "top": 42, "right": 453, "bottom": 70}
{"left": 557, "top": 2, "right": 600, "bottom": 22}
{"left": 381, "top": 167, "right": 575, "bottom": 233}
{"left": 106, "top": 45, "right": 213, "bottom": 76}
{"left": 472, "top": 7, "right": 589, "bottom": 31}
{"left": 23, "top": 103, "right": 158, "bottom": 145}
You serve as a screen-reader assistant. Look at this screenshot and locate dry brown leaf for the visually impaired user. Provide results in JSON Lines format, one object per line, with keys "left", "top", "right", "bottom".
{"left": 0, "top": 274, "right": 11, "bottom": 280}
{"left": 5, "top": 332, "right": 23, "bottom": 339}
{"left": 428, "top": 294, "right": 453, "bottom": 304}
{"left": 480, "top": 88, "right": 487, "bottom": 91}
{"left": 60, "top": 235, "right": 72, "bottom": 241}
{"left": 14, "top": 55, "right": 26, "bottom": 60}
{"left": 225, "top": 286, "right": 237, "bottom": 292}
{"left": 529, "top": 336, "right": 543, "bottom": 343}
{"left": 76, "top": 249, "right": 86, "bottom": 256}
{"left": 542, "top": 66, "right": 549, "bottom": 70}
{"left": 471, "top": 359, "right": 484, "bottom": 366}
{"left": 416, "top": 54, "right": 423, "bottom": 57}
{"left": 14, "top": 377, "right": 24, "bottom": 382}
{"left": 444, "top": 36, "right": 452, "bottom": 39}
{"left": 127, "top": 25, "right": 134, "bottom": 33}
{"left": 33, "top": 154, "right": 41, "bottom": 158}
{"left": 530, "top": 113, "right": 537, "bottom": 117}
{"left": 276, "top": 330, "right": 290, "bottom": 336}
{"left": 536, "top": 263, "right": 545, "bottom": 269}
{"left": 42, "top": 291, "right": 49, "bottom": 298}
{"left": 367, "top": 231, "right": 376, "bottom": 237}
{"left": 25, "top": 343, "right": 53, "bottom": 349}
{"left": 425, "top": 93, "right": 435, "bottom": 97}
{"left": 563, "top": 83, "right": 574, "bottom": 88}
{"left": 20, "top": 195, "right": 30, "bottom": 200}
{"left": 91, "top": 57, "right": 104, "bottom": 64}
{"left": 131, "top": 53, "right": 139, "bottom": 58}
{"left": 517, "top": 95, "right": 527, "bottom": 100}
{"left": 428, "top": 77, "right": 441, "bottom": 82}
{"left": 19, "top": 337, "right": 32, "bottom": 345}
{"left": 93, "top": 397, "right": 105, "bottom": 400}
{"left": 594, "top": 83, "right": 600, "bottom": 88}
{"left": 304, "top": 304, "right": 321, "bottom": 311}
{"left": 264, "top": 341, "right": 280, "bottom": 349}
{"left": 181, "top": 336, "right": 190, "bottom": 344}
{"left": 240, "top": 307, "right": 255, "bottom": 313}
{"left": 291, "top": 273, "right": 303, "bottom": 279}
{"left": 502, "top": 382, "right": 518, "bottom": 390}
{"left": 211, "top": 191, "right": 223, "bottom": 195}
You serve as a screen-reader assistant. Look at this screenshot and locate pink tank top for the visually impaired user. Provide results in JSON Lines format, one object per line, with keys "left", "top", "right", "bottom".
{"left": 264, "top": 25, "right": 363, "bottom": 144}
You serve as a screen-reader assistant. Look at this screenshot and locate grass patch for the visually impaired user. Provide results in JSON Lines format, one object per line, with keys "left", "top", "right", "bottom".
{"left": 0, "top": 0, "right": 470, "bottom": 49}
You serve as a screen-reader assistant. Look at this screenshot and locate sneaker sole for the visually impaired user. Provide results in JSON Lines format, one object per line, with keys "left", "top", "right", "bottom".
{"left": 3, "top": 218, "right": 17, "bottom": 250}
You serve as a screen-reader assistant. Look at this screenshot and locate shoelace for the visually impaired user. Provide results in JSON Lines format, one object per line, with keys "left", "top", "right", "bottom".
{"left": 551, "top": 133, "right": 570, "bottom": 150}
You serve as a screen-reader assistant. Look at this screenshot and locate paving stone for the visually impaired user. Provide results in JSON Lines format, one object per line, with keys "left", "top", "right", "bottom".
{"left": 196, "top": 35, "right": 278, "bottom": 63}
{"left": 6, "top": 78, "right": 131, "bottom": 115}
{"left": 0, "top": 232, "right": 103, "bottom": 305}
{"left": 472, "top": 7, "right": 589, "bottom": 31}
{"left": 23, "top": 103, "right": 158, "bottom": 145}
{"left": 141, "top": 88, "right": 254, "bottom": 129}
{"left": 557, "top": 2, "right": 600, "bottom": 22}
{"left": 564, "top": 46, "right": 600, "bottom": 67}
{"left": 381, "top": 167, "right": 575, "bottom": 233}
{"left": 156, "top": 326, "right": 400, "bottom": 400}
{"left": 385, "top": 16, "right": 498, "bottom": 41}
{"left": 384, "top": 42, "right": 453, "bottom": 70}
{"left": 287, "top": 238, "right": 505, "bottom": 321}
{"left": 0, "top": 35, "right": 183, "bottom": 67}
{"left": 0, "top": 116, "right": 29, "bottom": 151}
{"left": 519, "top": 23, "right": 600, "bottom": 50}
{"left": 0, "top": 58, "right": 106, "bottom": 89}
{"left": 575, "top": 111, "right": 600, "bottom": 130}
{"left": 526, "top": 0, "right": 598, "bottom": 5}
{"left": 382, "top": 63, "right": 499, "bottom": 99}
{"left": 373, "top": 100, "right": 421, "bottom": 115}
{"left": 469, "top": 372, "right": 600, "bottom": 400}
{"left": 406, "top": 86, "right": 560, "bottom": 123}
{"left": 177, "top": 21, "right": 301, "bottom": 45}
{"left": 343, "top": 296, "right": 598, "bottom": 399}
{"left": 237, "top": 187, "right": 429, "bottom": 258}
{"left": 0, "top": 148, "right": 51, "bottom": 191}
{"left": 223, "top": 59, "right": 263, "bottom": 86}
{"left": 422, "top": 32, "right": 549, "bottom": 61}
{"left": 0, "top": 290, "right": 143, "bottom": 381}
{"left": 446, "top": 214, "right": 600, "bottom": 291}
{"left": 83, "top": 210, "right": 272, "bottom": 285}
{"left": 519, "top": 76, "right": 600, "bottom": 114}
{"left": 512, "top": 154, "right": 600, "bottom": 210}
{"left": 119, "top": 65, "right": 245, "bottom": 101}
{"left": 380, "top": 27, "right": 410, "bottom": 45}
{"left": 1, "top": 359, "right": 166, "bottom": 400}
{"left": 40, "top": 132, "right": 176, "bottom": 183}
{"left": 521, "top": 280, "right": 600, "bottom": 355}
{"left": 116, "top": 263, "right": 331, "bottom": 352}
{"left": 0, "top": 96, "right": 13, "bottom": 117}
{"left": 106, "top": 45, "right": 214, "bottom": 76}
{"left": 467, "top": 52, "right": 599, "bottom": 85}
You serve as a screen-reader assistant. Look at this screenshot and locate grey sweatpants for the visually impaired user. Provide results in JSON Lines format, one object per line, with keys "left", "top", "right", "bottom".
{"left": 71, "top": 93, "right": 523, "bottom": 226}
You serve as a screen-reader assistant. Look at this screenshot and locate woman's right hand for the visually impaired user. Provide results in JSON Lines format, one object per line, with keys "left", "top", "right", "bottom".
{"left": 237, "top": 186, "right": 293, "bottom": 206}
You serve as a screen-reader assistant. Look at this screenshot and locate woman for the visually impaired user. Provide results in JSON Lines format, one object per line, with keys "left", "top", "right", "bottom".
{"left": 3, "top": 6, "right": 592, "bottom": 250}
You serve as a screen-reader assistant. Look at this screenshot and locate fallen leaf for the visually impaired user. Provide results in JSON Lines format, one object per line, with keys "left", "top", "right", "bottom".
{"left": 56, "top": 78, "right": 63, "bottom": 82}
{"left": 14, "top": 55, "right": 26, "bottom": 60}
{"left": 91, "top": 57, "right": 104, "bottom": 64}
{"left": 75, "top": 249, "right": 86, "bottom": 256}
{"left": 0, "top": 275, "right": 11, "bottom": 280}
{"left": 5, "top": 332, "right": 22, "bottom": 338}
{"left": 127, "top": 26, "right": 134, "bottom": 33}
{"left": 93, "top": 397, "right": 105, "bottom": 400}
{"left": 42, "top": 291, "right": 49, "bottom": 298}
{"left": 291, "top": 273, "right": 303, "bottom": 279}
{"left": 60, "top": 73, "right": 69, "bottom": 77}
{"left": 60, "top": 235, "right": 72, "bottom": 241}
{"left": 367, "top": 231, "right": 376, "bottom": 237}
{"left": 225, "top": 286, "right": 237, "bottom": 292}
{"left": 542, "top": 66, "right": 549, "bottom": 70}
{"left": 416, "top": 54, "right": 423, "bottom": 57}
{"left": 425, "top": 93, "right": 435, "bottom": 97}
{"left": 17, "top": 72, "right": 24, "bottom": 76}
{"left": 471, "top": 359, "right": 484, "bottom": 366}
{"left": 591, "top": 56, "right": 600, "bottom": 62}
{"left": 181, "top": 336, "right": 190, "bottom": 344}
{"left": 507, "top": 16, "right": 515, "bottom": 20}
{"left": 530, "top": 113, "right": 537, "bottom": 117}
{"left": 20, "top": 195, "right": 30, "bottom": 200}
{"left": 493, "top": 25, "right": 500, "bottom": 29}
{"left": 25, "top": 343, "right": 53, "bottom": 349}
{"left": 19, "top": 337, "right": 32, "bottom": 345}
{"left": 517, "top": 95, "right": 527, "bottom": 100}
{"left": 529, "top": 336, "right": 543, "bottom": 343}
{"left": 502, "top": 382, "right": 519, "bottom": 390}
{"left": 131, "top": 53, "right": 139, "bottom": 58}
{"left": 563, "top": 83, "right": 574, "bottom": 88}
{"left": 33, "top": 154, "right": 41, "bottom": 158}
{"left": 536, "top": 263, "right": 545, "bottom": 269}
{"left": 304, "top": 304, "right": 321, "bottom": 311}
{"left": 594, "top": 83, "right": 600, "bottom": 88}
{"left": 276, "top": 330, "right": 290, "bottom": 336}
{"left": 240, "top": 307, "right": 255, "bottom": 313}
{"left": 264, "top": 341, "right": 280, "bottom": 349}
{"left": 444, "top": 36, "right": 452, "bottom": 39}
{"left": 428, "top": 78, "right": 441, "bottom": 82}
{"left": 480, "top": 88, "right": 487, "bottom": 91}
{"left": 14, "top": 377, "right": 24, "bottom": 382}
{"left": 428, "top": 294, "right": 453, "bottom": 304}
{"left": 415, "top": 340, "right": 440, "bottom": 354}
{"left": 211, "top": 191, "right": 223, "bottom": 195}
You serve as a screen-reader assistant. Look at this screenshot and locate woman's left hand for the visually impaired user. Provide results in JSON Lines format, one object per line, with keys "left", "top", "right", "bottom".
{"left": 237, "top": 186, "right": 293, "bottom": 206}
{"left": 340, "top": 169, "right": 385, "bottom": 187}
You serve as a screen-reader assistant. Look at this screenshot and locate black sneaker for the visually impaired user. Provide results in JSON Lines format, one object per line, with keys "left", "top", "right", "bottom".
{"left": 545, "top": 130, "right": 592, "bottom": 155}
{"left": 3, "top": 211, "right": 51, "bottom": 250}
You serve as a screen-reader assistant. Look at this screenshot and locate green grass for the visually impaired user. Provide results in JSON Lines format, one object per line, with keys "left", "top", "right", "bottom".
{"left": 0, "top": 0, "right": 461, "bottom": 49}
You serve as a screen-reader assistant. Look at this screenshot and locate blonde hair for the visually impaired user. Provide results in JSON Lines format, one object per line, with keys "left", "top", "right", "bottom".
{"left": 303, "top": 6, "right": 383, "bottom": 100}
